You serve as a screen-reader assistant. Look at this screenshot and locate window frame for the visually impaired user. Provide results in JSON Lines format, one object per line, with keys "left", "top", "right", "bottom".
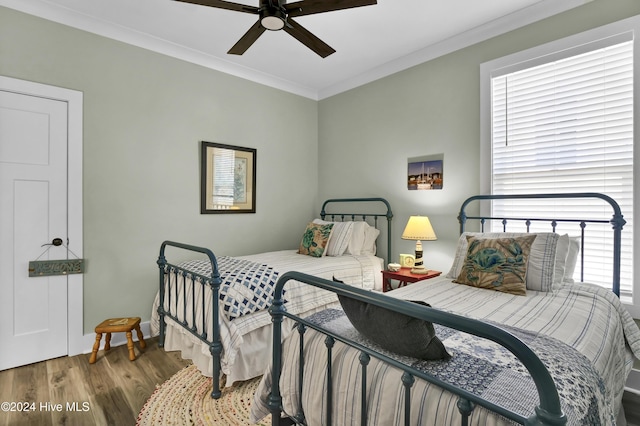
{"left": 480, "top": 15, "right": 640, "bottom": 318}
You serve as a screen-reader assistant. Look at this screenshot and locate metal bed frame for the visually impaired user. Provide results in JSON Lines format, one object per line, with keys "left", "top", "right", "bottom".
{"left": 156, "top": 197, "right": 393, "bottom": 399}
{"left": 266, "top": 193, "right": 625, "bottom": 425}
{"left": 320, "top": 197, "right": 393, "bottom": 264}
{"left": 458, "top": 192, "right": 625, "bottom": 296}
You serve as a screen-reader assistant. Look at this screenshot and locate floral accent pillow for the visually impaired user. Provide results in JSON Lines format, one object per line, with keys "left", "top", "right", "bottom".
{"left": 298, "top": 222, "right": 334, "bottom": 257}
{"left": 454, "top": 235, "right": 536, "bottom": 296}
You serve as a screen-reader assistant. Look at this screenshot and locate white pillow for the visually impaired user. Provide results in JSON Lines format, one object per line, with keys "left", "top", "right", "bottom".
{"left": 447, "top": 232, "right": 559, "bottom": 292}
{"left": 553, "top": 234, "right": 570, "bottom": 289}
{"left": 346, "top": 222, "right": 367, "bottom": 255}
{"left": 313, "top": 219, "right": 354, "bottom": 256}
{"left": 361, "top": 225, "right": 380, "bottom": 255}
{"left": 563, "top": 236, "right": 581, "bottom": 283}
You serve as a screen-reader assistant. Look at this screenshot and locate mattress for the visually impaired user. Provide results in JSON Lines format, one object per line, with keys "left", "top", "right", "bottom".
{"left": 251, "top": 276, "right": 640, "bottom": 424}
{"left": 150, "top": 249, "right": 384, "bottom": 384}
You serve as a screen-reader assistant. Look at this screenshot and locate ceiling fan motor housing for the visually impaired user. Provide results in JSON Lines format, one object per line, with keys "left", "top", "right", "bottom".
{"left": 260, "top": 6, "right": 286, "bottom": 30}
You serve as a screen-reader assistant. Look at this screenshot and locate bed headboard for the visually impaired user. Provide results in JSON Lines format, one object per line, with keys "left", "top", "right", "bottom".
{"left": 320, "top": 197, "right": 393, "bottom": 265}
{"left": 457, "top": 192, "right": 626, "bottom": 296}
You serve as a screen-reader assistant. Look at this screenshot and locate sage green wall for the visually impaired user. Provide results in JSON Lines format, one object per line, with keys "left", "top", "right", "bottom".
{"left": 318, "top": 0, "right": 640, "bottom": 275}
{"left": 2, "top": 0, "right": 640, "bottom": 339}
{"left": 0, "top": 7, "right": 319, "bottom": 334}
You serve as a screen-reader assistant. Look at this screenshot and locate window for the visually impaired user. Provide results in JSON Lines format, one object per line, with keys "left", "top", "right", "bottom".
{"left": 481, "top": 19, "right": 637, "bottom": 307}
{"left": 212, "top": 147, "right": 235, "bottom": 209}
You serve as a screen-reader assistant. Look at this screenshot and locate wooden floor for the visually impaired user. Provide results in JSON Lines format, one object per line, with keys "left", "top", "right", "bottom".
{"left": 0, "top": 337, "right": 190, "bottom": 426}
{"left": 0, "top": 338, "right": 639, "bottom": 425}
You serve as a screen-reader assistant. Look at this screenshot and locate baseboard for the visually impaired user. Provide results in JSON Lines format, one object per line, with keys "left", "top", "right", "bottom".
{"left": 625, "top": 368, "right": 640, "bottom": 395}
{"left": 76, "top": 320, "right": 152, "bottom": 355}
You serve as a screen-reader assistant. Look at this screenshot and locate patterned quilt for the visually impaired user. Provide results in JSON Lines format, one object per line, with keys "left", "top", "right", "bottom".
{"left": 151, "top": 251, "right": 383, "bottom": 384}
{"left": 306, "top": 308, "right": 610, "bottom": 424}
{"left": 177, "top": 257, "right": 281, "bottom": 321}
{"left": 251, "top": 278, "right": 640, "bottom": 425}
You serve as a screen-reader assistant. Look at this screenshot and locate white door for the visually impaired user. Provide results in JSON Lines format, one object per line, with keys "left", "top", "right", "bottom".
{"left": 0, "top": 90, "right": 69, "bottom": 370}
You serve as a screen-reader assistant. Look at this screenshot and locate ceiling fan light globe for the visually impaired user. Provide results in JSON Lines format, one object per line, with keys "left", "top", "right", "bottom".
{"left": 261, "top": 15, "right": 285, "bottom": 30}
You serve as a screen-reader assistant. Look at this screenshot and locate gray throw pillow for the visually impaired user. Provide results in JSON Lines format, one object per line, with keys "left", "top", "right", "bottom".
{"left": 333, "top": 278, "right": 450, "bottom": 361}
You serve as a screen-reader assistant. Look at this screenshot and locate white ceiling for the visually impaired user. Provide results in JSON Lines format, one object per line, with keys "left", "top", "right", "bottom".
{"left": 0, "top": 0, "right": 588, "bottom": 99}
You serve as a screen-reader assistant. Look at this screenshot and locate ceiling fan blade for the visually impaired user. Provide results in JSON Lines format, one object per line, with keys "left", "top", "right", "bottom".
{"left": 285, "top": 0, "right": 376, "bottom": 17}
{"left": 228, "top": 20, "right": 266, "bottom": 55}
{"left": 174, "top": 0, "right": 258, "bottom": 14}
{"left": 284, "top": 18, "right": 335, "bottom": 58}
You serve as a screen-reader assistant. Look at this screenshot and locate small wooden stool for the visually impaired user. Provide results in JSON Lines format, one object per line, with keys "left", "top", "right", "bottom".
{"left": 89, "top": 317, "right": 146, "bottom": 364}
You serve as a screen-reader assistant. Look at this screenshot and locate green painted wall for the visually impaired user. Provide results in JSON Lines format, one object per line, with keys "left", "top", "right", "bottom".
{"left": 2, "top": 0, "right": 640, "bottom": 342}
{"left": 318, "top": 0, "right": 640, "bottom": 275}
{"left": 0, "top": 6, "right": 319, "bottom": 333}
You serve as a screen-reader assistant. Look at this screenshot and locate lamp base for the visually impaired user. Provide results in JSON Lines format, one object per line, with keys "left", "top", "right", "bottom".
{"left": 410, "top": 266, "right": 430, "bottom": 275}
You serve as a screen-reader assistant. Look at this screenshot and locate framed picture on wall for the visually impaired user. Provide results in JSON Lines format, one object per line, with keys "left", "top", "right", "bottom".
{"left": 407, "top": 156, "right": 443, "bottom": 190}
{"left": 201, "top": 141, "right": 256, "bottom": 213}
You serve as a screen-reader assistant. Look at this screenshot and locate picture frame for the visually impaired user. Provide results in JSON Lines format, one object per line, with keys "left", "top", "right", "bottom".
{"left": 407, "top": 156, "right": 443, "bottom": 190}
{"left": 201, "top": 141, "right": 256, "bottom": 214}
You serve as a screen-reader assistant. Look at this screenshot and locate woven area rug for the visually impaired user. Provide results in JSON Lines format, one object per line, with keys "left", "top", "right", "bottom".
{"left": 136, "top": 364, "right": 271, "bottom": 425}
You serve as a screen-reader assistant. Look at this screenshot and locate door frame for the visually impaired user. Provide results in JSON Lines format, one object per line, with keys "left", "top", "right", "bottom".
{"left": 0, "top": 75, "right": 84, "bottom": 356}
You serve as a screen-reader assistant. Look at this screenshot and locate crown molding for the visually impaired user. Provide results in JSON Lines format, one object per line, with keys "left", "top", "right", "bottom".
{"left": 317, "top": 0, "right": 592, "bottom": 99}
{"left": 0, "top": 0, "right": 318, "bottom": 99}
{"left": 1, "top": 0, "right": 591, "bottom": 101}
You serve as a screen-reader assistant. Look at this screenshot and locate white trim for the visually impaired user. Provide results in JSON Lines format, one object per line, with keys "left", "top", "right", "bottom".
{"left": 625, "top": 368, "right": 640, "bottom": 395}
{"left": 0, "top": 0, "right": 317, "bottom": 99}
{"left": 481, "top": 16, "right": 640, "bottom": 76}
{"left": 0, "top": 0, "right": 590, "bottom": 100}
{"left": 0, "top": 75, "right": 84, "bottom": 356}
{"left": 320, "top": 0, "right": 592, "bottom": 99}
{"left": 489, "top": 31, "right": 634, "bottom": 78}
{"left": 624, "top": 302, "right": 640, "bottom": 320}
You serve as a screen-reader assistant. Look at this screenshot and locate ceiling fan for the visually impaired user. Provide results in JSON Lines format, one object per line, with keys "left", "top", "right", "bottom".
{"left": 174, "top": 0, "right": 377, "bottom": 58}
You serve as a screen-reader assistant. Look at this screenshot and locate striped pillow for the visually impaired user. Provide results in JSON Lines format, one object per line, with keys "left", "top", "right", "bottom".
{"left": 313, "top": 219, "right": 354, "bottom": 256}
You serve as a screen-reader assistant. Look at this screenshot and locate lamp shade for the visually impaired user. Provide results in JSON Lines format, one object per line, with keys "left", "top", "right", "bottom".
{"left": 401, "top": 216, "right": 437, "bottom": 241}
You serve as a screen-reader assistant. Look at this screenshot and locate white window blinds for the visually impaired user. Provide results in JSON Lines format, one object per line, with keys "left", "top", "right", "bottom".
{"left": 212, "top": 147, "right": 235, "bottom": 209}
{"left": 489, "top": 37, "right": 634, "bottom": 297}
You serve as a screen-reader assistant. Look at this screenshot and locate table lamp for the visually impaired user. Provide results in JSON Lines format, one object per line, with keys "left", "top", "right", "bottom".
{"left": 401, "top": 216, "right": 437, "bottom": 274}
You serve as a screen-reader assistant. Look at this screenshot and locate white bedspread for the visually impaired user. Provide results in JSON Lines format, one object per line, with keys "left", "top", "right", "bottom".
{"left": 150, "top": 250, "right": 384, "bottom": 384}
{"left": 251, "top": 277, "right": 640, "bottom": 425}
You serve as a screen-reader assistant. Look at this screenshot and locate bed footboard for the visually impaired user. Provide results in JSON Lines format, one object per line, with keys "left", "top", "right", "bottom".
{"left": 157, "top": 240, "right": 223, "bottom": 398}
{"left": 268, "top": 271, "right": 568, "bottom": 426}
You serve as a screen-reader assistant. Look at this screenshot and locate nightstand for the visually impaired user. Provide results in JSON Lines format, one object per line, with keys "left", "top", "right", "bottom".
{"left": 382, "top": 268, "right": 442, "bottom": 292}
